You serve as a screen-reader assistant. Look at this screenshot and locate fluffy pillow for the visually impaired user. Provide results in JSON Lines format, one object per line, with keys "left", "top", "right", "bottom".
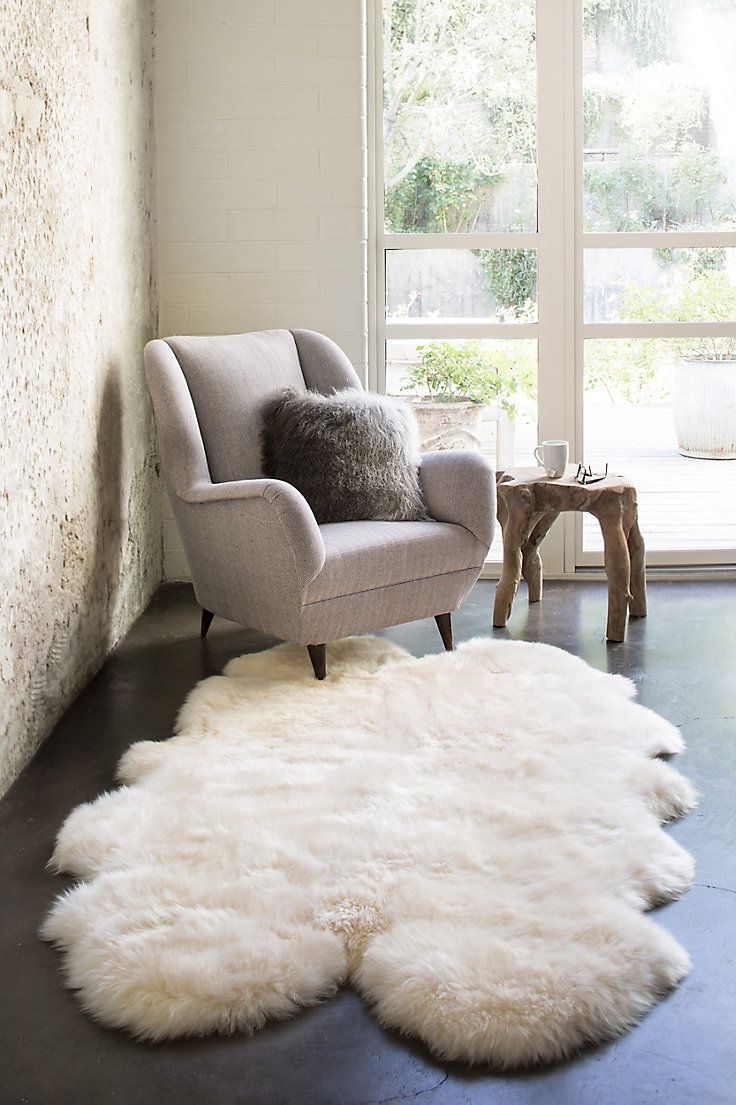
{"left": 261, "top": 388, "right": 429, "bottom": 524}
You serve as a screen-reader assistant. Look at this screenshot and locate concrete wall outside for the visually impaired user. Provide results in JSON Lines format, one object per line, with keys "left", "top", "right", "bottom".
{"left": 154, "top": 0, "right": 367, "bottom": 579}
{"left": 0, "top": 1, "right": 162, "bottom": 796}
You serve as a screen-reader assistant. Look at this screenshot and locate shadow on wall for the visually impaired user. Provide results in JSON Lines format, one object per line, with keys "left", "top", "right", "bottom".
{"left": 32, "top": 367, "right": 126, "bottom": 727}
{"left": 5, "top": 362, "right": 162, "bottom": 797}
{"left": 89, "top": 364, "right": 125, "bottom": 653}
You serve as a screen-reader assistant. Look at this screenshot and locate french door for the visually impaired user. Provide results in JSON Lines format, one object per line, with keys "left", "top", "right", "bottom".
{"left": 370, "top": 0, "right": 736, "bottom": 571}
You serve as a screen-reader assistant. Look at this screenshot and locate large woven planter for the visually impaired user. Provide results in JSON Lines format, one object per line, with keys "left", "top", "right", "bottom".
{"left": 672, "top": 359, "right": 736, "bottom": 459}
{"left": 410, "top": 400, "right": 485, "bottom": 452}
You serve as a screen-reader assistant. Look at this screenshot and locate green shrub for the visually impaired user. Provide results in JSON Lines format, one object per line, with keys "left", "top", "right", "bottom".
{"left": 385, "top": 157, "right": 501, "bottom": 235}
{"left": 475, "top": 242, "right": 536, "bottom": 318}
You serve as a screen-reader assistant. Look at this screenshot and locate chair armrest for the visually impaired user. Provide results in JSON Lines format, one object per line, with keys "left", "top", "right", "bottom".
{"left": 418, "top": 450, "right": 496, "bottom": 549}
{"left": 180, "top": 478, "right": 326, "bottom": 590}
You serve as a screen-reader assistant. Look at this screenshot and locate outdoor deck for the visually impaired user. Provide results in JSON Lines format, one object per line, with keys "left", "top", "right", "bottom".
{"left": 485, "top": 403, "right": 736, "bottom": 561}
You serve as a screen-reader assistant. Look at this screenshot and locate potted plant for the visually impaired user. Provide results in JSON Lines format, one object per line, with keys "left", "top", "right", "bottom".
{"left": 667, "top": 270, "right": 736, "bottom": 459}
{"left": 612, "top": 264, "right": 736, "bottom": 458}
{"left": 400, "top": 340, "right": 535, "bottom": 456}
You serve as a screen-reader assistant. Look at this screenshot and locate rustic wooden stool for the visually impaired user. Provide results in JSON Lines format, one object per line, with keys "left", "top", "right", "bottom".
{"left": 493, "top": 466, "right": 647, "bottom": 642}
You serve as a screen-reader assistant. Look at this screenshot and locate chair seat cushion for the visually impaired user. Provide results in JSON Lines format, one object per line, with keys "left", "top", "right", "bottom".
{"left": 304, "top": 520, "right": 487, "bottom": 604}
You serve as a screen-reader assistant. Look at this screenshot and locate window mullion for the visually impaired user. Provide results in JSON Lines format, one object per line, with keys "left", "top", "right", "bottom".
{"left": 583, "top": 231, "right": 736, "bottom": 248}
{"left": 383, "top": 233, "right": 539, "bottom": 250}
{"left": 535, "top": 0, "right": 577, "bottom": 575}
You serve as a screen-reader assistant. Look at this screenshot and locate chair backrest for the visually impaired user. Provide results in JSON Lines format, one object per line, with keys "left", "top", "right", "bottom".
{"left": 159, "top": 328, "right": 362, "bottom": 484}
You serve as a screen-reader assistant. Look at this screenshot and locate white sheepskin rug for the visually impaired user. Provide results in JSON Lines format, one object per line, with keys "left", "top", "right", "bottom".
{"left": 42, "top": 636, "right": 697, "bottom": 1068}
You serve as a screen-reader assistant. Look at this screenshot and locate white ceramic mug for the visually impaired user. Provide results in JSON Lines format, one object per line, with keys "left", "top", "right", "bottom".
{"left": 534, "top": 440, "right": 569, "bottom": 479}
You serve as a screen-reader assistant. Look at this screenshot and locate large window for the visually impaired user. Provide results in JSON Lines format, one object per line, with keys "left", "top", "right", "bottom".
{"left": 373, "top": 0, "right": 736, "bottom": 569}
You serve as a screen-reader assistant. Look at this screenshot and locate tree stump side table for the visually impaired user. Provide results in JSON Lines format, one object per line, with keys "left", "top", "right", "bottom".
{"left": 493, "top": 466, "right": 647, "bottom": 642}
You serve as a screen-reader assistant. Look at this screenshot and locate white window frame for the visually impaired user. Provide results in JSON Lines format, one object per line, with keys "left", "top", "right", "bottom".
{"left": 368, "top": 0, "right": 736, "bottom": 574}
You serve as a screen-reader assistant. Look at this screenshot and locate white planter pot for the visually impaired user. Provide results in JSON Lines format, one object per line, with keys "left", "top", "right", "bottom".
{"left": 672, "top": 359, "right": 736, "bottom": 460}
{"left": 410, "top": 400, "right": 485, "bottom": 452}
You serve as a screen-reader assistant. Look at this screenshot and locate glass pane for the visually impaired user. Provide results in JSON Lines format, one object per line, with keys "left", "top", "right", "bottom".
{"left": 583, "top": 339, "right": 736, "bottom": 552}
{"left": 383, "top": 0, "right": 537, "bottom": 233}
{"left": 584, "top": 247, "right": 736, "bottom": 321}
{"left": 386, "top": 249, "right": 537, "bottom": 321}
{"left": 583, "top": 0, "right": 736, "bottom": 231}
{"left": 386, "top": 338, "right": 538, "bottom": 559}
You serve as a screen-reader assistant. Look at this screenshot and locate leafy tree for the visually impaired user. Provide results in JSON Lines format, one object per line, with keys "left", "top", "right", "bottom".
{"left": 583, "top": 2, "right": 736, "bottom": 232}
{"left": 583, "top": 0, "right": 673, "bottom": 66}
{"left": 384, "top": 0, "right": 536, "bottom": 231}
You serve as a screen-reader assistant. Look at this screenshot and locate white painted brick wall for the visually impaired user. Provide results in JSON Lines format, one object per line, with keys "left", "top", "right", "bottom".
{"left": 155, "top": 0, "right": 367, "bottom": 580}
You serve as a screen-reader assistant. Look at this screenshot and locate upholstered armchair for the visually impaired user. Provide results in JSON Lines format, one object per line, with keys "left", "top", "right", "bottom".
{"left": 144, "top": 330, "right": 495, "bottom": 679}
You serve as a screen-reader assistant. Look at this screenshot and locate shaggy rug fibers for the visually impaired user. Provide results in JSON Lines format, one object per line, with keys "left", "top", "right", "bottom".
{"left": 42, "top": 636, "right": 697, "bottom": 1067}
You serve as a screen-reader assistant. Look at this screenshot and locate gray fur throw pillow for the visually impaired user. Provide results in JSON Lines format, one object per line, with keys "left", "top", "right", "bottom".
{"left": 261, "top": 388, "right": 429, "bottom": 523}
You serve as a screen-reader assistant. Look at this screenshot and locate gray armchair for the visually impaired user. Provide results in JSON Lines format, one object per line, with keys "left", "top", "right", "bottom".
{"left": 144, "top": 329, "right": 495, "bottom": 678}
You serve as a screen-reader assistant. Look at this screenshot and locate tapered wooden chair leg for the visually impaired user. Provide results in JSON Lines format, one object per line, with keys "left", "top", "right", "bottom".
{"left": 200, "top": 608, "right": 214, "bottom": 638}
{"left": 435, "top": 613, "right": 453, "bottom": 651}
{"left": 307, "top": 643, "right": 327, "bottom": 680}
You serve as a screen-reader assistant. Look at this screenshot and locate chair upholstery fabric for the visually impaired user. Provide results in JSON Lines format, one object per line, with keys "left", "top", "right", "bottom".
{"left": 299, "top": 568, "right": 484, "bottom": 646}
{"left": 291, "top": 329, "right": 362, "bottom": 394}
{"left": 144, "top": 328, "right": 496, "bottom": 646}
{"left": 306, "top": 521, "right": 486, "bottom": 603}
{"left": 167, "top": 330, "right": 306, "bottom": 482}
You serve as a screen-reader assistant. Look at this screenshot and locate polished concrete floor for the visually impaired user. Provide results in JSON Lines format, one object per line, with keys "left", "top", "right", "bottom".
{"left": 2, "top": 580, "right": 735, "bottom": 1105}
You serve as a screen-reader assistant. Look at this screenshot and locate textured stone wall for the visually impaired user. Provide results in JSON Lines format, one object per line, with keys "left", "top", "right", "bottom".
{"left": 0, "top": 2, "right": 161, "bottom": 795}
